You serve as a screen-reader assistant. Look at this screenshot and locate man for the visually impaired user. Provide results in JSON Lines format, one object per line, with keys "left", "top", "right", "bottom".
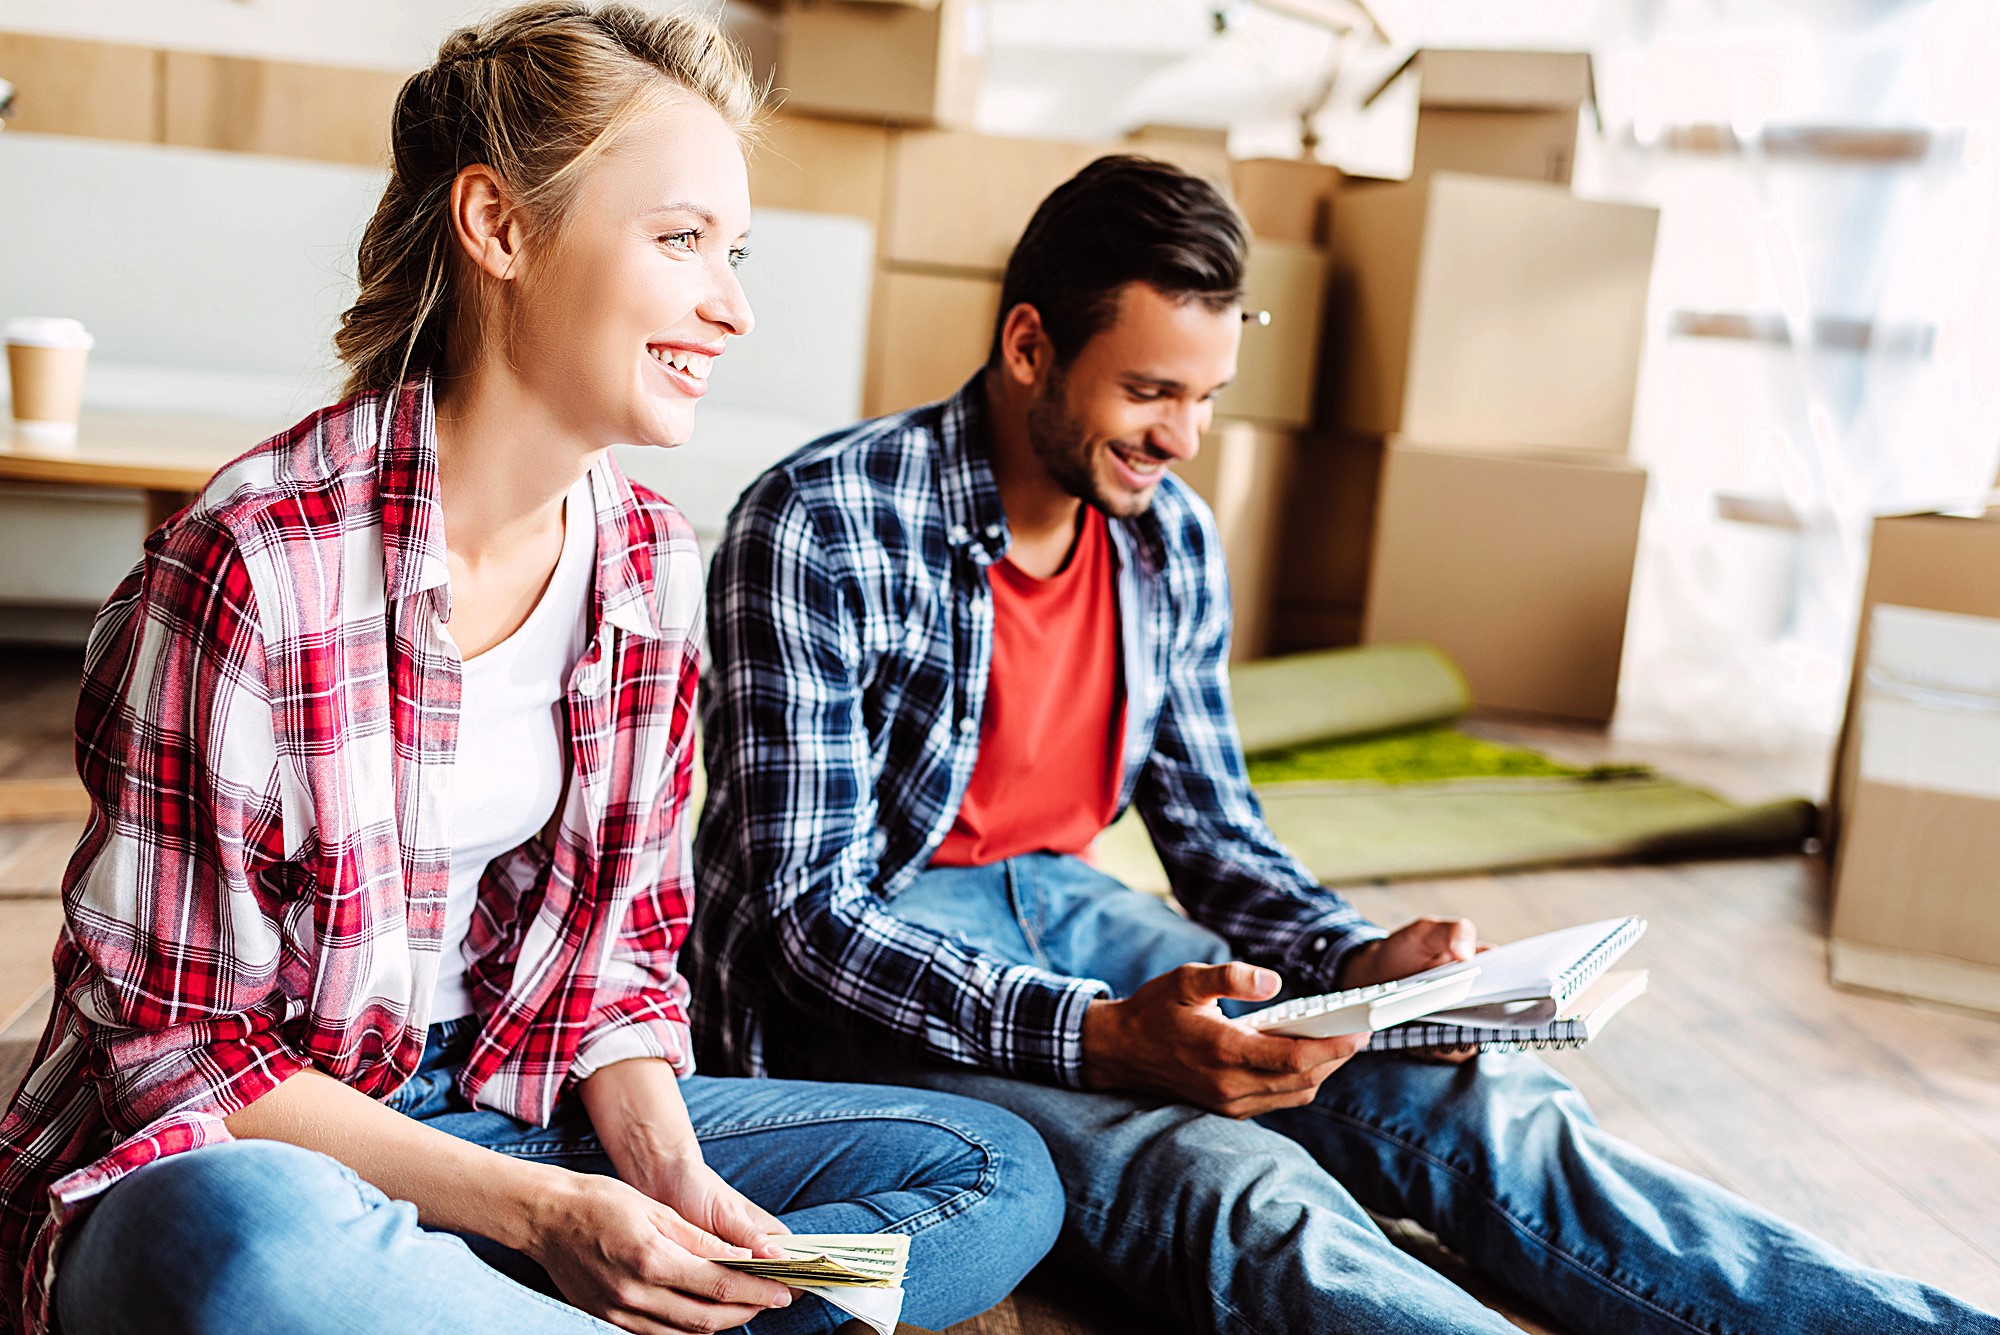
{"left": 691, "top": 156, "right": 1995, "bottom": 1334}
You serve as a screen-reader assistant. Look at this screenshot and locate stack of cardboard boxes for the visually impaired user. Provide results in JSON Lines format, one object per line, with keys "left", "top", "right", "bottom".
{"left": 763, "top": 28, "right": 1659, "bottom": 697}
{"left": 1278, "top": 49, "right": 1661, "bottom": 724}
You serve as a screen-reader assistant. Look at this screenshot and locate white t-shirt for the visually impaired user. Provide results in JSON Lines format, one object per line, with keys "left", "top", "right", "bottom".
{"left": 432, "top": 477, "right": 596, "bottom": 1021}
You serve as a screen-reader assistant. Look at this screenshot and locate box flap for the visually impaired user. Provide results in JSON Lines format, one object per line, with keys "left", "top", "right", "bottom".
{"left": 1364, "top": 48, "right": 1598, "bottom": 126}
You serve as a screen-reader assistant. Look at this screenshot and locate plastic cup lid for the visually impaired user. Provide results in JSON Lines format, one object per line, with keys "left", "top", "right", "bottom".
{"left": 3, "top": 317, "right": 94, "bottom": 350}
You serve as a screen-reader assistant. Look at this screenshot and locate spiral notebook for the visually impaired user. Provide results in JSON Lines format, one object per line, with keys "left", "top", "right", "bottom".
{"left": 1370, "top": 916, "right": 1648, "bottom": 1053}
{"left": 1370, "top": 969, "right": 1649, "bottom": 1053}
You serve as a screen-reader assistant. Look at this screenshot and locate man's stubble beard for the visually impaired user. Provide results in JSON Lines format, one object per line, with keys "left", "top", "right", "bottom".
{"left": 1024, "top": 368, "right": 1155, "bottom": 521}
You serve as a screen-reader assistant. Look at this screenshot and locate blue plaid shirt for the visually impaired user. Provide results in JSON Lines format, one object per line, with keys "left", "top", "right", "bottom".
{"left": 690, "top": 379, "right": 1384, "bottom": 1088}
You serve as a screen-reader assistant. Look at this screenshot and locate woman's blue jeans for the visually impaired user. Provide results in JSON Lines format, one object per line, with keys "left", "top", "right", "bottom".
{"left": 53, "top": 1018, "right": 1064, "bottom": 1335}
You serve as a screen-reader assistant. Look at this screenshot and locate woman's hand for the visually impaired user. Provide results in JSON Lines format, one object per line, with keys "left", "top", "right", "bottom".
{"left": 645, "top": 1151, "right": 790, "bottom": 1256}
{"left": 525, "top": 1171, "right": 794, "bottom": 1334}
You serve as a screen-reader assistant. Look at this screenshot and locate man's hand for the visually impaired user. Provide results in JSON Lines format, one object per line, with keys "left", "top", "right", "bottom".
{"left": 524, "top": 1172, "right": 795, "bottom": 1334}
{"left": 1080, "top": 962, "right": 1369, "bottom": 1118}
{"left": 1338, "top": 916, "right": 1483, "bottom": 1064}
{"left": 1337, "top": 916, "right": 1478, "bottom": 989}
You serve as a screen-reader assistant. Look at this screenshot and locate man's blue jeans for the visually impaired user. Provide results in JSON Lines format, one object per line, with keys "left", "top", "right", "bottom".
{"left": 55, "top": 1018, "right": 1063, "bottom": 1335}
{"left": 768, "top": 853, "right": 1999, "bottom": 1335}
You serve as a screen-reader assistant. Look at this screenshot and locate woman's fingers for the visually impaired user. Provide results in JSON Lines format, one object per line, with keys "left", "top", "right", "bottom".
{"left": 653, "top": 1209, "right": 747, "bottom": 1261}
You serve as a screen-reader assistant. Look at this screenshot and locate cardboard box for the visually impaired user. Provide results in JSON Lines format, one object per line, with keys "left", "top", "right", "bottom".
{"left": 1361, "top": 442, "right": 1645, "bottom": 722}
{"left": 1231, "top": 157, "right": 1342, "bottom": 246}
{"left": 1325, "top": 172, "right": 1657, "bottom": 453}
{"left": 1274, "top": 433, "right": 1384, "bottom": 650}
{"left": 1364, "top": 49, "right": 1596, "bottom": 187}
{"left": 0, "top": 32, "right": 159, "bottom": 143}
{"left": 1216, "top": 240, "right": 1331, "bottom": 429}
{"left": 777, "top": 0, "right": 986, "bottom": 128}
{"left": 1176, "top": 421, "right": 1300, "bottom": 661}
{"left": 865, "top": 267, "right": 999, "bottom": 416}
{"left": 884, "top": 130, "right": 1098, "bottom": 272}
{"left": 1826, "top": 505, "right": 2000, "bottom": 1014}
{"left": 749, "top": 114, "right": 893, "bottom": 227}
{"left": 1123, "top": 124, "right": 1234, "bottom": 194}
{"left": 162, "top": 51, "right": 407, "bottom": 167}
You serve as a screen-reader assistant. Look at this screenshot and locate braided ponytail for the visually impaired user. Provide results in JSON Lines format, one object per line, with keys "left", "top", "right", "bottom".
{"left": 334, "top": 2, "right": 762, "bottom": 398}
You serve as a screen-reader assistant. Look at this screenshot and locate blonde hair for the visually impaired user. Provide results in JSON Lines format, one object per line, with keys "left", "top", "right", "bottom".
{"left": 334, "top": 1, "right": 762, "bottom": 398}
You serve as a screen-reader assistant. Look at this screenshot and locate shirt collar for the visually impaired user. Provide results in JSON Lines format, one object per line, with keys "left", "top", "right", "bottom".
{"left": 935, "top": 376, "right": 1011, "bottom": 565}
{"left": 587, "top": 453, "right": 665, "bottom": 641}
{"left": 376, "top": 377, "right": 453, "bottom": 609}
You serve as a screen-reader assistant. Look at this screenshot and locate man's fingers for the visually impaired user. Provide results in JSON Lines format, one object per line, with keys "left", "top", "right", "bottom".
{"left": 1443, "top": 917, "right": 1477, "bottom": 962}
{"left": 1170, "top": 961, "right": 1280, "bottom": 1007}
{"left": 1227, "top": 1027, "right": 1369, "bottom": 1073}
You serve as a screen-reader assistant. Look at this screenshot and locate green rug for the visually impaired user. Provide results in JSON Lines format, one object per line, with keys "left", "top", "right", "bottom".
{"left": 1095, "top": 642, "right": 1817, "bottom": 893}
{"left": 1246, "top": 727, "right": 1648, "bottom": 787}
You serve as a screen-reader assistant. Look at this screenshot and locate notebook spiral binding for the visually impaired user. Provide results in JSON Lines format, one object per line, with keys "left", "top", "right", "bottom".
{"left": 1551, "top": 917, "right": 1646, "bottom": 1006}
{"left": 1369, "top": 1025, "right": 1590, "bottom": 1053}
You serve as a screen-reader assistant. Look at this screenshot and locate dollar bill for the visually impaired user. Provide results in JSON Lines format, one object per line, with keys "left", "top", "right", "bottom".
{"left": 711, "top": 1233, "right": 910, "bottom": 1289}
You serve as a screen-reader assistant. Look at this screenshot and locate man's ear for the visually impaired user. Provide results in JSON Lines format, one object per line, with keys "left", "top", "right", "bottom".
{"left": 448, "top": 164, "right": 527, "bottom": 282}
{"left": 996, "top": 301, "right": 1054, "bottom": 390}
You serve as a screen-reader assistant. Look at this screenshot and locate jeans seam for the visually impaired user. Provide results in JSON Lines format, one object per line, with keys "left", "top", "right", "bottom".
{"left": 1309, "top": 1103, "right": 1722, "bottom": 1335}
{"left": 1006, "top": 860, "right": 1053, "bottom": 972}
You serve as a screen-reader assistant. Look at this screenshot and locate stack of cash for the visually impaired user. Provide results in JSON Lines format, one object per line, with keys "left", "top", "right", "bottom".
{"left": 712, "top": 1233, "right": 909, "bottom": 1289}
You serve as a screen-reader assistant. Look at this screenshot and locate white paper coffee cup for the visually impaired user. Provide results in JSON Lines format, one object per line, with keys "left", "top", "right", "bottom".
{"left": 6, "top": 317, "right": 93, "bottom": 446}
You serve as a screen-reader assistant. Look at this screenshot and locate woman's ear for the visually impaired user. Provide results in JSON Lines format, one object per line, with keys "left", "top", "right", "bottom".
{"left": 448, "top": 164, "right": 526, "bottom": 282}
{"left": 997, "top": 301, "right": 1052, "bottom": 391}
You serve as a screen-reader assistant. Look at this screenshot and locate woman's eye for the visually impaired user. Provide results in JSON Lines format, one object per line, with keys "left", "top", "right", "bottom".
{"left": 660, "top": 230, "right": 698, "bottom": 253}
{"left": 728, "top": 247, "right": 751, "bottom": 270}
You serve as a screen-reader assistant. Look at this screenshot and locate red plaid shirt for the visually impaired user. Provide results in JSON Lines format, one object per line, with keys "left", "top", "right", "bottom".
{"left": 0, "top": 381, "right": 705, "bottom": 1333}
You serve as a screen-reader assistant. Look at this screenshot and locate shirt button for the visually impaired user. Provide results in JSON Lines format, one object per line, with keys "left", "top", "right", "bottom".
{"left": 984, "top": 524, "right": 1001, "bottom": 539}
{"left": 947, "top": 524, "right": 968, "bottom": 544}
{"left": 957, "top": 716, "right": 977, "bottom": 734}
{"left": 1309, "top": 937, "right": 1328, "bottom": 955}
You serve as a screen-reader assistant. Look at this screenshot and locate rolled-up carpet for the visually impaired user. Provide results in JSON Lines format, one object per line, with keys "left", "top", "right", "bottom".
{"left": 1099, "top": 642, "right": 1816, "bottom": 893}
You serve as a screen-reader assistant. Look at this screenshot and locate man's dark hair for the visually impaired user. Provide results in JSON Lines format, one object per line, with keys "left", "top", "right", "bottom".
{"left": 989, "top": 154, "right": 1248, "bottom": 368}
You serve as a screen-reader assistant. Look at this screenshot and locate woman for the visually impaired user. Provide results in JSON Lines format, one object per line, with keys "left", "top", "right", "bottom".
{"left": 0, "top": 6, "right": 1062, "bottom": 1333}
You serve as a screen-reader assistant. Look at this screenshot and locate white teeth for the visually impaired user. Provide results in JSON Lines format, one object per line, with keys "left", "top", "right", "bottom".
{"left": 650, "top": 347, "right": 712, "bottom": 380}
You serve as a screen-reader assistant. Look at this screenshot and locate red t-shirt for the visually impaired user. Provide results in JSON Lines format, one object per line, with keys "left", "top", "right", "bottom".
{"left": 931, "top": 506, "right": 1126, "bottom": 867}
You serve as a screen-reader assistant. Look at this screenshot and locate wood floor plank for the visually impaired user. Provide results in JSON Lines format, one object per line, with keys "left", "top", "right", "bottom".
{"left": 0, "top": 820, "right": 79, "bottom": 896}
{"left": 0, "top": 901, "right": 63, "bottom": 1034}
{"left": 0, "top": 985, "right": 53, "bottom": 1105}
{"left": 1625, "top": 864, "right": 2000, "bottom": 1274}
{"left": 0, "top": 779, "right": 89, "bottom": 826}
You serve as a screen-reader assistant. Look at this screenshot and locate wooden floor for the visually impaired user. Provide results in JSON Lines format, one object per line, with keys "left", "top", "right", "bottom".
{"left": 2, "top": 646, "right": 1997, "bottom": 1331}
